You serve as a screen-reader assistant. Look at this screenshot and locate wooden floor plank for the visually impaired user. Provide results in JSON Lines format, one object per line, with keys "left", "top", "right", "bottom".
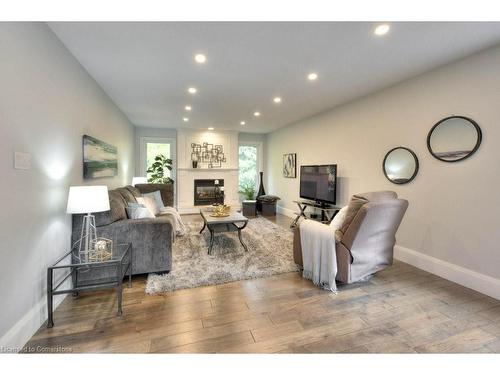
{"left": 415, "top": 328, "right": 497, "bottom": 353}
{"left": 23, "top": 213, "right": 500, "bottom": 353}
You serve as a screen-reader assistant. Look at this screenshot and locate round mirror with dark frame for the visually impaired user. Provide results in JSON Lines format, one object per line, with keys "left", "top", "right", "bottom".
{"left": 383, "top": 147, "right": 419, "bottom": 185}
{"left": 427, "top": 115, "right": 482, "bottom": 162}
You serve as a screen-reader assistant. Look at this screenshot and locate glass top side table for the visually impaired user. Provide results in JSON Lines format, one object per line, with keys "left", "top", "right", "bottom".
{"left": 46, "top": 242, "right": 132, "bottom": 328}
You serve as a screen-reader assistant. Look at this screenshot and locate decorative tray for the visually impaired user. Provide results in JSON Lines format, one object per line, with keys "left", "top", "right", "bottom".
{"left": 209, "top": 213, "right": 230, "bottom": 217}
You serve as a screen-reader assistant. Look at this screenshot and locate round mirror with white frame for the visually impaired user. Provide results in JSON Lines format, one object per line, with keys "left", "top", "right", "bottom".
{"left": 427, "top": 116, "right": 482, "bottom": 162}
{"left": 383, "top": 147, "right": 419, "bottom": 185}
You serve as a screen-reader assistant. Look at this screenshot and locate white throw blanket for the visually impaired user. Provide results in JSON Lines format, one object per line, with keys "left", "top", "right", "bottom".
{"left": 159, "top": 206, "right": 187, "bottom": 236}
{"left": 299, "top": 220, "right": 338, "bottom": 292}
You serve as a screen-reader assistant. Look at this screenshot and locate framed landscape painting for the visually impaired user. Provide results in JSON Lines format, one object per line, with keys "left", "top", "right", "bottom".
{"left": 83, "top": 135, "right": 118, "bottom": 179}
{"left": 283, "top": 153, "right": 297, "bottom": 178}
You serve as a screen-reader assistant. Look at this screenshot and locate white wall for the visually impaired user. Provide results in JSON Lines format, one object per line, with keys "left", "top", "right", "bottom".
{"left": 266, "top": 44, "right": 500, "bottom": 291}
{"left": 177, "top": 129, "right": 239, "bottom": 213}
{"left": 0, "top": 23, "right": 135, "bottom": 349}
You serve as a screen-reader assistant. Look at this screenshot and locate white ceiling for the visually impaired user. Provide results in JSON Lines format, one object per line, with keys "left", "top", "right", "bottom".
{"left": 49, "top": 22, "right": 500, "bottom": 133}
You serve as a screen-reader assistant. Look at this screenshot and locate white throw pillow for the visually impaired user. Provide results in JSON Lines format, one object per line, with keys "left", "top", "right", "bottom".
{"left": 142, "top": 190, "right": 165, "bottom": 210}
{"left": 126, "top": 204, "right": 155, "bottom": 219}
{"left": 136, "top": 196, "right": 159, "bottom": 216}
{"left": 329, "top": 206, "right": 349, "bottom": 231}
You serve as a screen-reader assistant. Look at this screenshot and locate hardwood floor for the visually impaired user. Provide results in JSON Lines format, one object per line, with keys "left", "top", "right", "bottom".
{"left": 24, "top": 214, "right": 500, "bottom": 353}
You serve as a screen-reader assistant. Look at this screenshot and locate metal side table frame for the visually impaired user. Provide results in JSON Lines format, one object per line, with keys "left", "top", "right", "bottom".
{"left": 46, "top": 243, "right": 132, "bottom": 328}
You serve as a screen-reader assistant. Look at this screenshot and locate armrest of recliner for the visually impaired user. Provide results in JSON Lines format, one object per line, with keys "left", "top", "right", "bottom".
{"left": 293, "top": 226, "right": 303, "bottom": 266}
{"left": 340, "top": 200, "right": 408, "bottom": 264}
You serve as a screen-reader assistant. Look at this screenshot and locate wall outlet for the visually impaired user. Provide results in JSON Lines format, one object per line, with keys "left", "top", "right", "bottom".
{"left": 14, "top": 151, "right": 31, "bottom": 170}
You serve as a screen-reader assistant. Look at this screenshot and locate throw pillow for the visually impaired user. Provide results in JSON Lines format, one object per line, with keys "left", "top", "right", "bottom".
{"left": 142, "top": 190, "right": 165, "bottom": 210}
{"left": 126, "top": 203, "right": 155, "bottom": 219}
{"left": 339, "top": 195, "right": 367, "bottom": 234}
{"left": 329, "top": 206, "right": 348, "bottom": 231}
{"left": 137, "top": 196, "right": 159, "bottom": 216}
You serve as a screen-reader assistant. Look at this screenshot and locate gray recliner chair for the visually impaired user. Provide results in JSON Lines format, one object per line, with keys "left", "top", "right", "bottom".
{"left": 293, "top": 191, "right": 408, "bottom": 284}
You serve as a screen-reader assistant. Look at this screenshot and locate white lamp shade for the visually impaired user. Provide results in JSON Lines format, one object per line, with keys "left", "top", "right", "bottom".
{"left": 66, "top": 186, "right": 110, "bottom": 214}
{"left": 132, "top": 177, "right": 148, "bottom": 186}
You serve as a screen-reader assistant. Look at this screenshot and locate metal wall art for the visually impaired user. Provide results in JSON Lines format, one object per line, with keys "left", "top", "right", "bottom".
{"left": 191, "top": 142, "right": 227, "bottom": 168}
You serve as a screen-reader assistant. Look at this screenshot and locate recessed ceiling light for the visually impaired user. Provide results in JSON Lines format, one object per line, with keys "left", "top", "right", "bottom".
{"left": 374, "top": 24, "right": 390, "bottom": 36}
{"left": 307, "top": 72, "right": 318, "bottom": 81}
{"left": 188, "top": 87, "right": 197, "bottom": 94}
{"left": 254, "top": 111, "right": 260, "bottom": 117}
{"left": 183, "top": 117, "right": 189, "bottom": 122}
{"left": 194, "top": 54, "right": 207, "bottom": 64}
{"left": 185, "top": 105, "right": 192, "bottom": 111}
{"left": 240, "top": 121, "right": 246, "bottom": 125}
{"left": 208, "top": 127, "right": 214, "bottom": 131}
{"left": 273, "top": 97, "right": 282, "bottom": 104}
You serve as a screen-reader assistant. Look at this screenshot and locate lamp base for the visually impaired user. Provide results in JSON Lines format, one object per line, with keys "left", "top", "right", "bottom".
{"left": 74, "top": 214, "right": 97, "bottom": 263}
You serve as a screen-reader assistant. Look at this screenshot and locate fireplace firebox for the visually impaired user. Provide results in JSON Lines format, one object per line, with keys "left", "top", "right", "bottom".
{"left": 194, "top": 179, "right": 224, "bottom": 206}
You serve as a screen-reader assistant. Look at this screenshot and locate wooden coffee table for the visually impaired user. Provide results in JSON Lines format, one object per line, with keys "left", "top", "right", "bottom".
{"left": 199, "top": 209, "right": 249, "bottom": 254}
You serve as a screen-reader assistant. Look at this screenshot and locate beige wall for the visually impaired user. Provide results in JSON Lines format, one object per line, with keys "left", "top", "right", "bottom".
{"left": 0, "top": 23, "right": 135, "bottom": 347}
{"left": 266, "top": 44, "right": 500, "bottom": 280}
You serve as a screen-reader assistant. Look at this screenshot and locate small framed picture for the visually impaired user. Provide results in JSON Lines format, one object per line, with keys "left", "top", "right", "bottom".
{"left": 283, "top": 153, "right": 297, "bottom": 178}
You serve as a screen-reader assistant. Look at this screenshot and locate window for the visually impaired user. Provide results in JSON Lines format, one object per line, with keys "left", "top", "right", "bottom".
{"left": 146, "top": 142, "right": 171, "bottom": 180}
{"left": 238, "top": 143, "right": 261, "bottom": 192}
{"left": 140, "top": 137, "right": 176, "bottom": 182}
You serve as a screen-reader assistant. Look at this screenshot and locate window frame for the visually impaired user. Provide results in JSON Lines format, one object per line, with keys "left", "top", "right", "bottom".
{"left": 139, "top": 136, "right": 177, "bottom": 203}
{"left": 238, "top": 141, "right": 263, "bottom": 191}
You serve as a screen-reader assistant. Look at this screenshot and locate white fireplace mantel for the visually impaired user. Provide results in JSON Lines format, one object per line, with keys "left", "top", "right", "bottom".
{"left": 177, "top": 129, "right": 240, "bottom": 213}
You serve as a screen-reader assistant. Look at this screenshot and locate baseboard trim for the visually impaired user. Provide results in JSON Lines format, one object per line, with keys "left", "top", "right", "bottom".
{"left": 277, "top": 205, "right": 295, "bottom": 218}
{"left": 0, "top": 291, "right": 67, "bottom": 352}
{"left": 394, "top": 245, "right": 500, "bottom": 300}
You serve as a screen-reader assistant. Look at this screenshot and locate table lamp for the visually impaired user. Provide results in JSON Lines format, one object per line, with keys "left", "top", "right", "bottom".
{"left": 132, "top": 176, "right": 148, "bottom": 186}
{"left": 67, "top": 186, "right": 110, "bottom": 262}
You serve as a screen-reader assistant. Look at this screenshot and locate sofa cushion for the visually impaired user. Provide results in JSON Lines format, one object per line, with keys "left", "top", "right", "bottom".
{"left": 329, "top": 206, "right": 348, "bottom": 231}
{"left": 136, "top": 183, "right": 174, "bottom": 207}
{"left": 142, "top": 190, "right": 165, "bottom": 210}
{"left": 125, "top": 185, "right": 142, "bottom": 198}
{"left": 116, "top": 187, "right": 137, "bottom": 204}
{"left": 126, "top": 203, "right": 155, "bottom": 219}
{"left": 339, "top": 195, "right": 367, "bottom": 235}
{"left": 94, "top": 190, "right": 127, "bottom": 227}
{"left": 137, "top": 196, "right": 160, "bottom": 216}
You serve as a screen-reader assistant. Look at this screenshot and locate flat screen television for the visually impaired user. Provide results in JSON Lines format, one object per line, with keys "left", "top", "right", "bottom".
{"left": 299, "top": 164, "right": 337, "bottom": 205}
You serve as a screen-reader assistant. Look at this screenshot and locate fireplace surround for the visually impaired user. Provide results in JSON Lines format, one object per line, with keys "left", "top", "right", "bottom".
{"left": 194, "top": 179, "right": 224, "bottom": 206}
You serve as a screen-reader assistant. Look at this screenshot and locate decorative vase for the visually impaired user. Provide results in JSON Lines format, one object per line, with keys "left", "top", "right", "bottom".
{"left": 256, "top": 171, "right": 265, "bottom": 212}
{"left": 257, "top": 171, "right": 265, "bottom": 197}
{"left": 192, "top": 160, "right": 198, "bottom": 168}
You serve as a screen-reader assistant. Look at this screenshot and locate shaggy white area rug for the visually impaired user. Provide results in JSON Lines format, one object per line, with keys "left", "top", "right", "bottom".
{"left": 146, "top": 217, "right": 298, "bottom": 294}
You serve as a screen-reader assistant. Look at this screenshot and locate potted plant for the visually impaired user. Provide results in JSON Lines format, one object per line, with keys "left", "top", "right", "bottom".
{"left": 238, "top": 181, "right": 256, "bottom": 200}
{"left": 147, "top": 154, "right": 174, "bottom": 184}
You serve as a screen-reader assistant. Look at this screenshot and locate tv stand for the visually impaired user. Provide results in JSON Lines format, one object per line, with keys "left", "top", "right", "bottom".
{"left": 290, "top": 200, "right": 341, "bottom": 228}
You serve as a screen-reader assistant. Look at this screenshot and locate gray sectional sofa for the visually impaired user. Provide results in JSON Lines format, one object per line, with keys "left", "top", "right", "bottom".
{"left": 71, "top": 184, "right": 175, "bottom": 275}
